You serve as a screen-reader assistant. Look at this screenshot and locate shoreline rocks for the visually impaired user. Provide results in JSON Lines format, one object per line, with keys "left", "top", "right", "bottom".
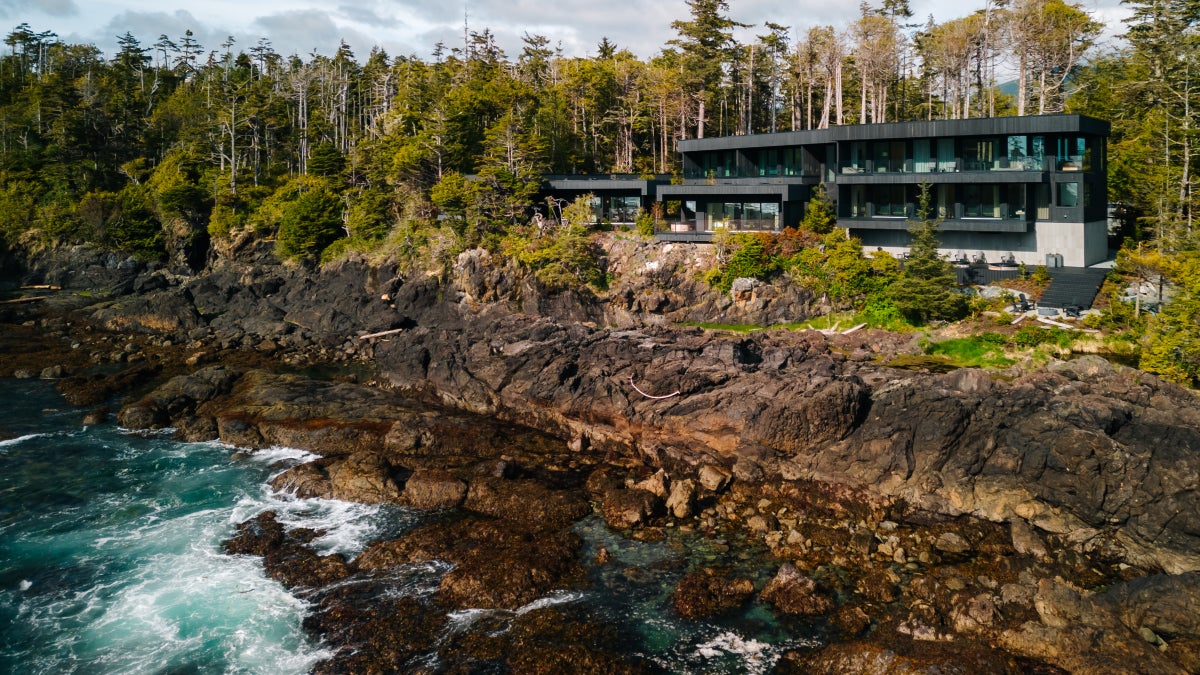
{"left": 7, "top": 242, "right": 1200, "bottom": 673}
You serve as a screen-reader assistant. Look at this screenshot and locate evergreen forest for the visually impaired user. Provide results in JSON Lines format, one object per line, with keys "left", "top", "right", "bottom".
{"left": 1, "top": 0, "right": 1199, "bottom": 383}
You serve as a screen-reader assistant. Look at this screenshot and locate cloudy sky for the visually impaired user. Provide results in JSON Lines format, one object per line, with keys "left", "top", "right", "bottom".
{"left": 4, "top": 0, "right": 1133, "bottom": 62}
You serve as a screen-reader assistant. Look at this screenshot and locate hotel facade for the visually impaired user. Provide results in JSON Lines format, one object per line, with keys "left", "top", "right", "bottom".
{"left": 542, "top": 115, "right": 1110, "bottom": 268}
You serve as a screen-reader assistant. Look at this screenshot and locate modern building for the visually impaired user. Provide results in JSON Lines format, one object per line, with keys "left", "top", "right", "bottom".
{"left": 541, "top": 115, "right": 1110, "bottom": 268}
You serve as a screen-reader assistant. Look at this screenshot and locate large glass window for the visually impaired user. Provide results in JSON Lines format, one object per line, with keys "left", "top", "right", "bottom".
{"left": 873, "top": 141, "right": 905, "bottom": 172}
{"left": 937, "top": 138, "right": 956, "bottom": 172}
{"left": 914, "top": 139, "right": 934, "bottom": 173}
{"left": 1058, "top": 182, "right": 1079, "bottom": 207}
{"left": 1006, "top": 185, "right": 1027, "bottom": 219}
{"left": 1030, "top": 136, "right": 1045, "bottom": 170}
{"left": 963, "top": 138, "right": 998, "bottom": 171}
{"left": 874, "top": 185, "right": 908, "bottom": 216}
{"left": 850, "top": 185, "right": 867, "bottom": 217}
{"left": 604, "top": 196, "right": 640, "bottom": 222}
{"left": 964, "top": 184, "right": 1000, "bottom": 218}
{"left": 1036, "top": 184, "right": 1050, "bottom": 219}
{"left": 847, "top": 142, "right": 868, "bottom": 173}
{"left": 702, "top": 150, "right": 738, "bottom": 178}
{"left": 1057, "top": 137, "right": 1086, "bottom": 171}
{"left": 937, "top": 185, "right": 955, "bottom": 219}
{"left": 706, "top": 201, "right": 780, "bottom": 230}
{"left": 782, "top": 147, "right": 804, "bottom": 176}
{"left": 1006, "top": 136, "right": 1029, "bottom": 170}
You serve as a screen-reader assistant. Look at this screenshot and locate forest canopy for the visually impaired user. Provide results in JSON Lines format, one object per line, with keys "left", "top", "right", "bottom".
{"left": 0, "top": 0, "right": 1115, "bottom": 262}
{"left": 3, "top": 0, "right": 1200, "bottom": 383}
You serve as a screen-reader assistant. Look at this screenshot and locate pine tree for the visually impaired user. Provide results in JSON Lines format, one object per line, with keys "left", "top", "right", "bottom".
{"left": 801, "top": 182, "right": 837, "bottom": 233}
{"left": 887, "top": 183, "right": 968, "bottom": 323}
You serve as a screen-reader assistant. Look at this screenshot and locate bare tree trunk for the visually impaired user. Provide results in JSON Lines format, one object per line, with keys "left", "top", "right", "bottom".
{"left": 835, "top": 61, "right": 844, "bottom": 125}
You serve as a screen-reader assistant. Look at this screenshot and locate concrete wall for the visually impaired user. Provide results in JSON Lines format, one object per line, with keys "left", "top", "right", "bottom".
{"left": 855, "top": 229, "right": 1038, "bottom": 266}
{"left": 854, "top": 219, "right": 1109, "bottom": 268}
{"left": 1036, "top": 220, "right": 1109, "bottom": 267}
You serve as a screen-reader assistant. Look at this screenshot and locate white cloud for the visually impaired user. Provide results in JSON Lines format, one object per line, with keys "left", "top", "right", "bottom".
{"left": 7, "top": 0, "right": 1138, "bottom": 62}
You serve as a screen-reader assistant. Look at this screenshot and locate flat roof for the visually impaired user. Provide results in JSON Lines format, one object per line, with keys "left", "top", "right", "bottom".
{"left": 678, "top": 114, "right": 1110, "bottom": 153}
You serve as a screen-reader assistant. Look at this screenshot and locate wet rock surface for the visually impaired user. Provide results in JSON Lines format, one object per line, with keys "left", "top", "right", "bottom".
{"left": 672, "top": 567, "right": 755, "bottom": 619}
{"left": 7, "top": 241, "right": 1200, "bottom": 672}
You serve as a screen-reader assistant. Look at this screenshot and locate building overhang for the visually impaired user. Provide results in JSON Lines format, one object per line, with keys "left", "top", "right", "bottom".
{"left": 656, "top": 183, "right": 808, "bottom": 201}
{"left": 835, "top": 171, "right": 1047, "bottom": 185}
{"left": 678, "top": 114, "right": 1110, "bottom": 154}
{"left": 843, "top": 218, "right": 1031, "bottom": 233}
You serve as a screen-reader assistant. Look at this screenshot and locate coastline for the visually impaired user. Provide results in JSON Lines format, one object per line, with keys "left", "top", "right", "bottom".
{"left": 3, "top": 243, "right": 1200, "bottom": 672}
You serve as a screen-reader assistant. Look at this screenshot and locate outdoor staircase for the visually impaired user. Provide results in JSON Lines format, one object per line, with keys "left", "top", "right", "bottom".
{"left": 1038, "top": 267, "right": 1110, "bottom": 310}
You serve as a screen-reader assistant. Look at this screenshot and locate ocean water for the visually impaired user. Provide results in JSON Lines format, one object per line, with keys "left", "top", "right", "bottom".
{"left": 0, "top": 379, "right": 812, "bottom": 674}
{"left": 0, "top": 380, "right": 405, "bottom": 674}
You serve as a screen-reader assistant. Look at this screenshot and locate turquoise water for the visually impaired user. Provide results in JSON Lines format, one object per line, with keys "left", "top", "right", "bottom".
{"left": 0, "top": 380, "right": 409, "bottom": 674}
{"left": 0, "top": 380, "right": 812, "bottom": 674}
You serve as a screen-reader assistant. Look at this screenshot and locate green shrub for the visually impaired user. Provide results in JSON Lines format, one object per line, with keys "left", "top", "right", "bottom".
{"left": 502, "top": 222, "right": 606, "bottom": 291}
{"left": 635, "top": 209, "right": 655, "bottom": 237}
{"left": 1011, "top": 325, "right": 1076, "bottom": 348}
{"left": 276, "top": 186, "right": 344, "bottom": 261}
{"left": 855, "top": 296, "right": 907, "bottom": 330}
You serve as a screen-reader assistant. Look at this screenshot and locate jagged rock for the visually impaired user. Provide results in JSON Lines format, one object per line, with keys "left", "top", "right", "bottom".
{"left": 632, "top": 469, "right": 669, "bottom": 498}
{"left": 856, "top": 569, "right": 900, "bottom": 603}
{"left": 81, "top": 407, "right": 109, "bottom": 426}
{"left": 118, "top": 365, "right": 242, "bottom": 430}
{"left": 776, "top": 640, "right": 1036, "bottom": 674}
{"left": 402, "top": 469, "right": 467, "bottom": 509}
{"left": 950, "top": 593, "right": 999, "bottom": 634}
{"left": 464, "top": 477, "right": 590, "bottom": 530}
{"left": 831, "top": 606, "right": 871, "bottom": 637}
{"left": 665, "top": 478, "right": 696, "bottom": 519}
{"left": 759, "top": 563, "right": 834, "bottom": 615}
{"left": 271, "top": 460, "right": 334, "bottom": 499}
{"left": 602, "top": 488, "right": 661, "bottom": 529}
{"left": 746, "top": 514, "right": 778, "bottom": 533}
{"left": 326, "top": 452, "right": 402, "bottom": 504}
{"left": 355, "top": 517, "right": 584, "bottom": 610}
{"left": 998, "top": 577, "right": 1193, "bottom": 674}
{"left": 224, "top": 512, "right": 351, "bottom": 589}
{"left": 672, "top": 568, "right": 754, "bottom": 619}
{"left": 935, "top": 532, "right": 971, "bottom": 554}
{"left": 698, "top": 465, "right": 732, "bottom": 493}
{"left": 732, "top": 457, "right": 765, "bottom": 483}
{"left": 1010, "top": 519, "right": 1049, "bottom": 559}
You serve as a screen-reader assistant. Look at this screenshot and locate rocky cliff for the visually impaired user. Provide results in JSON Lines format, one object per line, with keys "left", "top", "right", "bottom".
{"left": 7, "top": 238, "right": 1200, "bottom": 673}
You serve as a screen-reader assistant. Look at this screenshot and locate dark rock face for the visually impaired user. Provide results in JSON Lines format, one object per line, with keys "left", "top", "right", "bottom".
{"left": 759, "top": 563, "right": 834, "bottom": 616}
{"left": 14, "top": 239, "right": 1200, "bottom": 674}
{"left": 672, "top": 567, "right": 755, "bottom": 619}
{"left": 402, "top": 469, "right": 468, "bottom": 509}
{"left": 776, "top": 640, "right": 1049, "bottom": 675}
{"left": 375, "top": 310, "right": 1200, "bottom": 575}
{"left": 306, "top": 588, "right": 445, "bottom": 675}
{"left": 224, "top": 512, "right": 351, "bottom": 589}
{"left": 356, "top": 516, "right": 585, "bottom": 610}
{"left": 601, "top": 487, "right": 661, "bottom": 529}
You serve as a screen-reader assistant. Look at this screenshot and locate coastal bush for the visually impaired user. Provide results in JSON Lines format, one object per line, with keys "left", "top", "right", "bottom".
{"left": 635, "top": 209, "right": 655, "bottom": 237}
{"left": 1012, "top": 325, "right": 1076, "bottom": 348}
{"left": 100, "top": 185, "right": 164, "bottom": 259}
{"left": 855, "top": 297, "right": 907, "bottom": 330}
{"left": 275, "top": 185, "right": 345, "bottom": 262}
{"left": 886, "top": 184, "right": 968, "bottom": 324}
{"left": 800, "top": 183, "right": 837, "bottom": 234}
{"left": 708, "top": 232, "right": 780, "bottom": 292}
